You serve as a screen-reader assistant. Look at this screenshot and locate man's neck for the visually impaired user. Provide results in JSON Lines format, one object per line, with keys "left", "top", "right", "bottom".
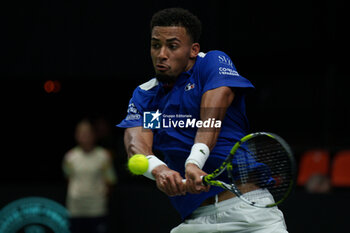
{"left": 185, "top": 57, "right": 196, "bottom": 72}
{"left": 162, "top": 82, "right": 175, "bottom": 93}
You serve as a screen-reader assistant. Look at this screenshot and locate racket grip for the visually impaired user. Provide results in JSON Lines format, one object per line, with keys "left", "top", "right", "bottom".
{"left": 182, "top": 175, "right": 205, "bottom": 184}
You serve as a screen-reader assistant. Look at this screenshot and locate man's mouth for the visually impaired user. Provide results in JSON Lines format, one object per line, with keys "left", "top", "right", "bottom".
{"left": 156, "top": 64, "right": 170, "bottom": 72}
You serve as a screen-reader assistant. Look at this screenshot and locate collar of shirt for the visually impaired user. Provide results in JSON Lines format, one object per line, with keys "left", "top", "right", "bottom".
{"left": 161, "top": 57, "right": 198, "bottom": 92}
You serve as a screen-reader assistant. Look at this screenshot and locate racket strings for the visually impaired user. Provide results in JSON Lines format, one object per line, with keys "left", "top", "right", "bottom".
{"left": 235, "top": 136, "right": 293, "bottom": 205}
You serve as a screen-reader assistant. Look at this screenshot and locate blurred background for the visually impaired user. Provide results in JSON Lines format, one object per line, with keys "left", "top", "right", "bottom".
{"left": 1, "top": 0, "right": 349, "bottom": 232}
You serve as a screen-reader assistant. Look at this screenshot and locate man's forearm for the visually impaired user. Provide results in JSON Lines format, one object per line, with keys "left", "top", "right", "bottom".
{"left": 124, "top": 126, "right": 154, "bottom": 158}
{"left": 185, "top": 86, "right": 234, "bottom": 170}
{"left": 195, "top": 86, "right": 235, "bottom": 149}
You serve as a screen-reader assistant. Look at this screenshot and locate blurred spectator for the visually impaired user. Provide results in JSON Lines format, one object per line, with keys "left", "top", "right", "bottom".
{"left": 94, "top": 116, "right": 117, "bottom": 154}
{"left": 305, "top": 173, "right": 331, "bottom": 194}
{"left": 63, "top": 119, "right": 117, "bottom": 233}
{"left": 93, "top": 115, "right": 130, "bottom": 183}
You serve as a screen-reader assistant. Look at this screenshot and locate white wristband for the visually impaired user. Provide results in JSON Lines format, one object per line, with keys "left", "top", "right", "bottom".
{"left": 143, "top": 155, "right": 167, "bottom": 180}
{"left": 185, "top": 143, "right": 210, "bottom": 169}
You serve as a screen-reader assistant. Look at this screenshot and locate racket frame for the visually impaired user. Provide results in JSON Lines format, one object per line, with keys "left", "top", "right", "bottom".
{"left": 202, "top": 132, "right": 297, "bottom": 208}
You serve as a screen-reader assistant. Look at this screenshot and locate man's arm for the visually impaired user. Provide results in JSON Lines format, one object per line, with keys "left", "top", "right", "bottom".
{"left": 185, "top": 86, "right": 235, "bottom": 193}
{"left": 124, "top": 126, "right": 186, "bottom": 196}
{"left": 124, "top": 126, "right": 154, "bottom": 158}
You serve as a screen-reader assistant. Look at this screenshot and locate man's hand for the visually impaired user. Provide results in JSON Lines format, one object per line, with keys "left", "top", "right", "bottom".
{"left": 152, "top": 165, "right": 186, "bottom": 196}
{"left": 185, "top": 163, "right": 210, "bottom": 194}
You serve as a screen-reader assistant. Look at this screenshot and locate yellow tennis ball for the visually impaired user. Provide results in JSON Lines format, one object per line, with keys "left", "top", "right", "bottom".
{"left": 128, "top": 154, "right": 149, "bottom": 175}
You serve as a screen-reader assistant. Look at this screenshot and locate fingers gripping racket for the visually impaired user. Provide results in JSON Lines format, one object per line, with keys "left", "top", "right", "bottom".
{"left": 200, "top": 132, "right": 296, "bottom": 208}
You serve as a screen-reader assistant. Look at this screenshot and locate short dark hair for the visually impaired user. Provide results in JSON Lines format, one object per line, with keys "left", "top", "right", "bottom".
{"left": 150, "top": 8, "right": 202, "bottom": 43}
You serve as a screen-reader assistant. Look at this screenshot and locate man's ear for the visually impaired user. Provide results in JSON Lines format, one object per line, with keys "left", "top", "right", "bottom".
{"left": 190, "top": 43, "right": 200, "bottom": 59}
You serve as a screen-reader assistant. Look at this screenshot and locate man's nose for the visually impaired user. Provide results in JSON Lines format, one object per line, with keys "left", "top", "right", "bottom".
{"left": 157, "top": 46, "right": 168, "bottom": 60}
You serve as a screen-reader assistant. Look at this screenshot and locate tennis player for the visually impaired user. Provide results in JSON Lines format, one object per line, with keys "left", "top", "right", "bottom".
{"left": 118, "top": 8, "right": 288, "bottom": 233}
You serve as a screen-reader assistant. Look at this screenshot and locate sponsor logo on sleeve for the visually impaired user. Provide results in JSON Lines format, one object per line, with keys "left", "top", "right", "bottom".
{"left": 218, "top": 55, "right": 239, "bottom": 76}
{"left": 126, "top": 103, "right": 141, "bottom": 121}
{"left": 218, "top": 55, "right": 234, "bottom": 68}
{"left": 219, "top": 67, "right": 239, "bottom": 76}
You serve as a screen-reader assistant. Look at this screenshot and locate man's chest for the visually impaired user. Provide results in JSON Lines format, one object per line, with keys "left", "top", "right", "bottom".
{"left": 156, "top": 76, "right": 202, "bottom": 117}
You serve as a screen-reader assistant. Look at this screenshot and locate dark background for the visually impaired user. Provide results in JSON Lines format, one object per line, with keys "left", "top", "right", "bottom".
{"left": 1, "top": 0, "right": 349, "bottom": 232}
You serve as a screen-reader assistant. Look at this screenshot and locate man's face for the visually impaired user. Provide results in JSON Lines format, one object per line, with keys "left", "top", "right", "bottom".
{"left": 151, "top": 26, "right": 198, "bottom": 83}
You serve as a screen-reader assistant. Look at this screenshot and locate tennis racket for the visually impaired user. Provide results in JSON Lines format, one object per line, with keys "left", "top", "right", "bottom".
{"left": 198, "top": 132, "right": 296, "bottom": 208}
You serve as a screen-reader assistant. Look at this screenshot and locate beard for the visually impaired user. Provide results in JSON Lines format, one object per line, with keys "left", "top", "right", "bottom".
{"left": 155, "top": 73, "right": 177, "bottom": 84}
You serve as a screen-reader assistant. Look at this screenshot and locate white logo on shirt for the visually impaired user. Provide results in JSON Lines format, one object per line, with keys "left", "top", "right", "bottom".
{"left": 126, "top": 103, "right": 141, "bottom": 120}
{"left": 218, "top": 55, "right": 234, "bottom": 68}
{"left": 185, "top": 83, "right": 195, "bottom": 91}
{"left": 219, "top": 67, "right": 239, "bottom": 76}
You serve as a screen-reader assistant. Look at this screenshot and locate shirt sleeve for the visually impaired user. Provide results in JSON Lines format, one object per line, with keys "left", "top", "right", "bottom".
{"left": 62, "top": 150, "right": 74, "bottom": 178}
{"left": 117, "top": 78, "right": 159, "bottom": 128}
{"left": 199, "top": 51, "right": 255, "bottom": 94}
{"left": 116, "top": 97, "right": 143, "bottom": 128}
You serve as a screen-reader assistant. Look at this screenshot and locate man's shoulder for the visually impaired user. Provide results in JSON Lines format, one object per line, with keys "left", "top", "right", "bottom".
{"left": 138, "top": 78, "right": 159, "bottom": 91}
{"left": 198, "top": 50, "right": 230, "bottom": 60}
{"left": 131, "top": 78, "right": 159, "bottom": 100}
{"left": 195, "top": 50, "right": 232, "bottom": 68}
{"left": 129, "top": 78, "right": 159, "bottom": 110}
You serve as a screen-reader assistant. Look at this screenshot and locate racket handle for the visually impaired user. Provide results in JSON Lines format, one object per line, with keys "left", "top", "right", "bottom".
{"left": 182, "top": 175, "right": 205, "bottom": 184}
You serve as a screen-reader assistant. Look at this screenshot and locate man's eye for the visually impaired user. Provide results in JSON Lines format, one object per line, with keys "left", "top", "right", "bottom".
{"left": 152, "top": 44, "right": 160, "bottom": 49}
{"left": 169, "top": 44, "right": 178, "bottom": 49}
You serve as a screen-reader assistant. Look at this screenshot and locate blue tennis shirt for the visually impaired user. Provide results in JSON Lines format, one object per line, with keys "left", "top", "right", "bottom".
{"left": 117, "top": 50, "right": 255, "bottom": 219}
